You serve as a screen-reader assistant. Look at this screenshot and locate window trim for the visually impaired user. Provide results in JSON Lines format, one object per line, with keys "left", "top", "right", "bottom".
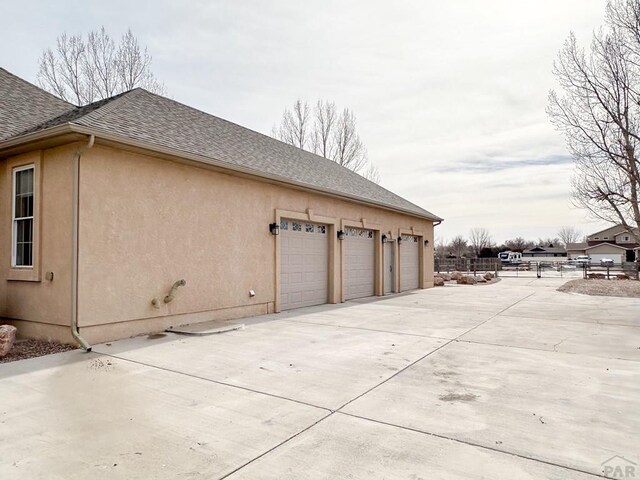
{"left": 7, "top": 153, "right": 42, "bottom": 282}
{"left": 11, "top": 164, "right": 35, "bottom": 268}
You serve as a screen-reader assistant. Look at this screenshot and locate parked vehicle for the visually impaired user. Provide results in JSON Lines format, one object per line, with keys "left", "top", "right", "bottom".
{"left": 573, "top": 255, "right": 591, "bottom": 266}
{"left": 498, "top": 251, "right": 522, "bottom": 264}
{"left": 600, "top": 258, "right": 614, "bottom": 267}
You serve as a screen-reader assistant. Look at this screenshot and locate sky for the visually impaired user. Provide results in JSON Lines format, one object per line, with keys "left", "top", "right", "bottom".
{"left": 1, "top": 0, "right": 613, "bottom": 244}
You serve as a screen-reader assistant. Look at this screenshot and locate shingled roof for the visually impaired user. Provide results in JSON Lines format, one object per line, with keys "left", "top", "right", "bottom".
{"left": 1, "top": 71, "right": 441, "bottom": 221}
{"left": 0, "top": 68, "right": 73, "bottom": 141}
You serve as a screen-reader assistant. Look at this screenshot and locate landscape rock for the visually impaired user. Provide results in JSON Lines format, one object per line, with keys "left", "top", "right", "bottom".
{"left": 0, "top": 325, "right": 17, "bottom": 358}
{"left": 450, "top": 271, "right": 463, "bottom": 281}
{"left": 439, "top": 273, "right": 452, "bottom": 281}
{"left": 475, "top": 276, "right": 487, "bottom": 283}
{"left": 483, "top": 272, "right": 494, "bottom": 280}
{"left": 434, "top": 276, "right": 445, "bottom": 286}
{"left": 588, "top": 273, "right": 606, "bottom": 279}
{"left": 617, "top": 274, "right": 630, "bottom": 280}
{"left": 457, "top": 275, "right": 477, "bottom": 285}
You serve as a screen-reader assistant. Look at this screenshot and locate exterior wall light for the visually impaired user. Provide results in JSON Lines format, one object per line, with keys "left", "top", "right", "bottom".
{"left": 397, "top": 236, "right": 402, "bottom": 244}
{"left": 424, "top": 239, "right": 429, "bottom": 246}
{"left": 337, "top": 230, "right": 346, "bottom": 240}
{"left": 381, "top": 234, "right": 387, "bottom": 243}
{"left": 269, "top": 222, "right": 280, "bottom": 235}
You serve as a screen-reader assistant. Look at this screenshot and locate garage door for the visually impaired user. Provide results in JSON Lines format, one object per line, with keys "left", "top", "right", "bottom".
{"left": 400, "top": 234, "right": 419, "bottom": 291}
{"left": 588, "top": 252, "right": 623, "bottom": 264}
{"left": 280, "top": 219, "right": 329, "bottom": 310}
{"left": 344, "top": 227, "right": 375, "bottom": 300}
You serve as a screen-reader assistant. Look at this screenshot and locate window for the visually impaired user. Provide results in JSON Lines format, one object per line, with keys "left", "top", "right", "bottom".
{"left": 12, "top": 165, "right": 34, "bottom": 267}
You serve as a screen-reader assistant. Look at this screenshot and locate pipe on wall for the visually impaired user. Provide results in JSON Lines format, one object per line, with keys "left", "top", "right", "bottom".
{"left": 71, "top": 135, "right": 95, "bottom": 352}
{"left": 164, "top": 279, "right": 186, "bottom": 303}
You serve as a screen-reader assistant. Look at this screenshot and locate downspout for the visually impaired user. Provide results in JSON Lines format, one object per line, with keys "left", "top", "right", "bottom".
{"left": 71, "top": 135, "right": 95, "bottom": 352}
{"left": 433, "top": 220, "right": 442, "bottom": 227}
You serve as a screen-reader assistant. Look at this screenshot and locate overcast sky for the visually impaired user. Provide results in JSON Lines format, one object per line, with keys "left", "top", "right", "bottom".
{"left": 2, "top": 0, "right": 612, "bottom": 244}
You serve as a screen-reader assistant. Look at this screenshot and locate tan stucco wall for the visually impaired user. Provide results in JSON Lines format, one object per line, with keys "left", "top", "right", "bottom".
{"left": 2, "top": 141, "right": 436, "bottom": 343}
{"left": 1, "top": 145, "right": 74, "bottom": 338}
{"left": 74, "top": 144, "right": 434, "bottom": 341}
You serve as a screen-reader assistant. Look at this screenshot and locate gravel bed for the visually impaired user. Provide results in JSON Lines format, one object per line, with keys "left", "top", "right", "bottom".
{"left": 558, "top": 279, "right": 640, "bottom": 298}
{"left": 0, "top": 339, "right": 76, "bottom": 364}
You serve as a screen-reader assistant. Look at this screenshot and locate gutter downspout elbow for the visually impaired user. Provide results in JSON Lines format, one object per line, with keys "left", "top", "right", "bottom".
{"left": 71, "top": 135, "right": 95, "bottom": 352}
{"left": 433, "top": 220, "right": 443, "bottom": 227}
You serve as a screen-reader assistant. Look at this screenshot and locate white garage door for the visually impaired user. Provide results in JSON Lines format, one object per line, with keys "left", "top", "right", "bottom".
{"left": 344, "top": 227, "right": 375, "bottom": 300}
{"left": 400, "top": 234, "right": 419, "bottom": 291}
{"left": 280, "top": 219, "right": 329, "bottom": 310}
{"left": 588, "top": 253, "right": 623, "bottom": 264}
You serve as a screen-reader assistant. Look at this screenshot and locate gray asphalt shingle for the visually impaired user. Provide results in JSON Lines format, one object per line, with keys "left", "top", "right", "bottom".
{"left": 0, "top": 68, "right": 73, "bottom": 141}
{"left": 1, "top": 70, "right": 440, "bottom": 220}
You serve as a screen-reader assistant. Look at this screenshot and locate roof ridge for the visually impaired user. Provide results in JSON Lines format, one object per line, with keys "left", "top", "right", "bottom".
{"left": 76, "top": 89, "right": 141, "bottom": 124}
{"left": 129, "top": 89, "right": 428, "bottom": 211}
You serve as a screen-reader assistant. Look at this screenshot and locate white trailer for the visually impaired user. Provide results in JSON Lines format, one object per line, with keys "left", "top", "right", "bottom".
{"left": 498, "top": 251, "right": 522, "bottom": 264}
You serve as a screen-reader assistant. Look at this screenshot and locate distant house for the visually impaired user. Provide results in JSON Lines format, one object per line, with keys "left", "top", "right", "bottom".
{"left": 567, "top": 225, "right": 639, "bottom": 264}
{"left": 522, "top": 245, "right": 567, "bottom": 262}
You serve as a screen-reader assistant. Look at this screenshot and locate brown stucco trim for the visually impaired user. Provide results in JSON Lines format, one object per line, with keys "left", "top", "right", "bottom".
{"left": 0, "top": 125, "right": 443, "bottom": 222}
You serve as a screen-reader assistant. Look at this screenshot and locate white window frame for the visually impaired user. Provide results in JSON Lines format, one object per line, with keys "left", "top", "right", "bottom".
{"left": 11, "top": 164, "right": 35, "bottom": 268}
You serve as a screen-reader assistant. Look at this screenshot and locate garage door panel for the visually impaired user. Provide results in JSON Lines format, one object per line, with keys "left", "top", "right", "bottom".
{"left": 280, "top": 219, "right": 329, "bottom": 310}
{"left": 400, "top": 234, "right": 419, "bottom": 291}
{"left": 344, "top": 227, "right": 375, "bottom": 301}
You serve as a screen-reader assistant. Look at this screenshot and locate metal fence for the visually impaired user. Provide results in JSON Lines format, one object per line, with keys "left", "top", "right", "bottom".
{"left": 435, "top": 258, "right": 640, "bottom": 280}
{"left": 582, "top": 263, "right": 639, "bottom": 280}
{"left": 499, "top": 261, "right": 583, "bottom": 278}
{"left": 435, "top": 258, "right": 500, "bottom": 275}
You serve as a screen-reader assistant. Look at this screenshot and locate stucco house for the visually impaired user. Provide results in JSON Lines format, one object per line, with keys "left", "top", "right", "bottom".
{"left": 0, "top": 68, "right": 442, "bottom": 348}
{"left": 566, "top": 225, "right": 639, "bottom": 264}
{"left": 522, "top": 245, "right": 567, "bottom": 263}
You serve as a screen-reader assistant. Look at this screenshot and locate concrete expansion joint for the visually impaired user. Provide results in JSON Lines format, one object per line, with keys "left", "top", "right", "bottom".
{"left": 93, "top": 351, "right": 331, "bottom": 412}
{"left": 335, "top": 412, "right": 609, "bottom": 480}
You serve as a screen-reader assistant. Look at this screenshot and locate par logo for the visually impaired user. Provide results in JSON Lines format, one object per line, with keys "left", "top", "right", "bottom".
{"left": 601, "top": 456, "right": 637, "bottom": 478}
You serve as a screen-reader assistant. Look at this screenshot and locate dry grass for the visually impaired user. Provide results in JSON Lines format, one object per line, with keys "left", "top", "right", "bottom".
{"left": 558, "top": 279, "right": 640, "bottom": 298}
{"left": 0, "top": 339, "right": 75, "bottom": 364}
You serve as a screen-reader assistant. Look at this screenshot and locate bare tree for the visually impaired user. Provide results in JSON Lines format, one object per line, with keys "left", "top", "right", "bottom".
{"left": 37, "top": 27, "right": 165, "bottom": 105}
{"left": 272, "top": 99, "right": 310, "bottom": 149}
{"left": 449, "top": 236, "right": 468, "bottom": 258}
{"left": 537, "top": 237, "right": 562, "bottom": 248}
{"left": 548, "top": 0, "right": 640, "bottom": 244}
{"left": 332, "top": 108, "right": 369, "bottom": 174}
{"left": 469, "top": 228, "right": 493, "bottom": 258}
{"left": 503, "top": 237, "right": 533, "bottom": 252}
{"left": 362, "top": 163, "right": 381, "bottom": 184}
{"left": 434, "top": 236, "right": 448, "bottom": 259}
{"left": 273, "top": 99, "right": 380, "bottom": 183}
{"left": 311, "top": 100, "right": 336, "bottom": 158}
{"left": 557, "top": 226, "right": 582, "bottom": 245}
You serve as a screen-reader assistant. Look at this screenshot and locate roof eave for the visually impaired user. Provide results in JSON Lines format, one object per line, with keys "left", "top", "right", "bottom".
{"left": 0, "top": 124, "right": 87, "bottom": 156}
{"left": 584, "top": 242, "right": 629, "bottom": 251}
{"left": 1, "top": 123, "right": 443, "bottom": 223}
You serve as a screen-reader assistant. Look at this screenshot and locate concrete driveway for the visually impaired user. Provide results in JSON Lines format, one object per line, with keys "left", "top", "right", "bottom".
{"left": 1, "top": 278, "right": 639, "bottom": 479}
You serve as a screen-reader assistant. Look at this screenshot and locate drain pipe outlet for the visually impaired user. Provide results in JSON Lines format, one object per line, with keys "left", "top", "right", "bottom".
{"left": 71, "top": 135, "right": 95, "bottom": 352}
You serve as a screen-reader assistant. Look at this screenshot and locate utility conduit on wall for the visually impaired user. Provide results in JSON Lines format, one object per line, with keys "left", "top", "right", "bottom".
{"left": 152, "top": 279, "right": 187, "bottom": 308}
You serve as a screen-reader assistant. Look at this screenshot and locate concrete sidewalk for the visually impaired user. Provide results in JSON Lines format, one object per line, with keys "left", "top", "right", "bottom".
{"left": 1, "top": 277, "right": 639, "bottom": 479}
